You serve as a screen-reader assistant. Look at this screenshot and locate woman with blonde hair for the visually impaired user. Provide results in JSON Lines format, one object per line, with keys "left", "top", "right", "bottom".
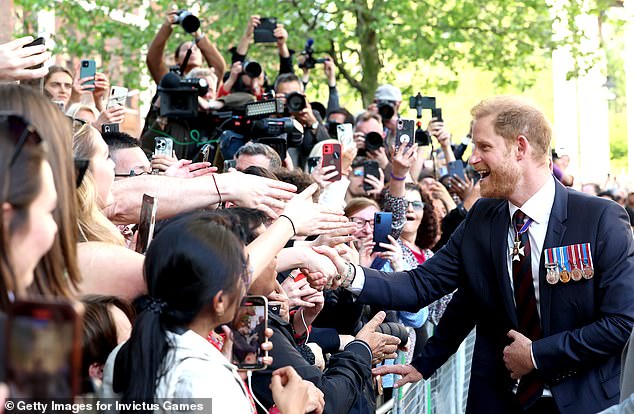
{"left": 73, "top": 124, "right": 125, "bottom": 246}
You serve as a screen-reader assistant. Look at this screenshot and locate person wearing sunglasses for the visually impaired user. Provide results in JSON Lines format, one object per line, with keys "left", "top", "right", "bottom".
{"left": 0, "top": 113, "right": 58, "bottom": 310}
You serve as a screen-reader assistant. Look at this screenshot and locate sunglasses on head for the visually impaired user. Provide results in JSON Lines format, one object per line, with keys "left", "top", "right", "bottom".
{"left": 0, "top": 112, "right": 42, "bottom": 167}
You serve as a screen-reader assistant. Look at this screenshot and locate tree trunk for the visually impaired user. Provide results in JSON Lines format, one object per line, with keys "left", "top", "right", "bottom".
{"left": 354, "top": 0, "right": 380, "bottom": 107}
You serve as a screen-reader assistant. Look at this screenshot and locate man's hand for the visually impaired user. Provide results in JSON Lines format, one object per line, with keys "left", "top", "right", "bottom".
{"left": 0, "top": 36, "right": 50, "bottom": 81}
{"left": 355, "top": 311, "right": 401, "bottom": 360}
{"left": 271, "top": 366, "right": 324, "bottom": 414}
{"left": 372, "top": 364, "right": 423, "bottom": 388}
{"left": 245, "top": 15, "right": 260, "bottom": 37}
{"left": 165, "top": 160, "right": 216, "bottom": 178}
{"left": 503, "top": 330, "right": 535, "bottom": 380}
{"left": 294, "top": 101, "right": 318, "bottom": 129}
{"left": 323, "top": 56, "right": 336, "bottom": 87}
{"left": 274, "top": 24, "right": 288, "bottom": 47}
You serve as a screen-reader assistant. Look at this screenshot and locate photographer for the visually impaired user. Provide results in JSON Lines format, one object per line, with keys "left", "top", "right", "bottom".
{"left": 274, "top": 73, "right": 329, "bottom": 166}
{"left": 146, "top": 8, "right": 226, "bottom": 87}
{"left": 219, "top": 15, "right": 293, "bottom": 98}
{"left": 299, "top": 54, "right": 340, "bottom": 115}
{"left": 369, "top": 84, "right": 402, "bottom": 139}
{"left": 354, "top": 111, "right": 390, "bottom": 175}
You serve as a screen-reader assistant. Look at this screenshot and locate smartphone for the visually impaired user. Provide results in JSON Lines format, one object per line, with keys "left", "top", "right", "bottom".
{"left": 154, "top": 137, "right": 173, "bottom": 157}
{"left": 268, "top": 301, "right": 282, "bottom": 317}
{"left": 6, "top": 298, "right": 82, "bottom": 398}
{"left": 193, "top": 144, "right": 212, "bottom": 163}
{"left": 254, "top": 17, "right": 277, "bottom": 43}
{"left": 447, "top": 160, "right": 466, "bottom": 181}
{"left": 363, "top": 160, "right": 380, "bottom": 192}
{"left": 223, "top": 159, "right": 237, "bottom": 173}
{"left": 22, "top": 36, "right": 45, "bottom": 70}
{"left": 431, "top": 107, "right": 443, "bottom": 122}
{"left": 79, "top": 59, "right": 97, "bottom": 91}
{"left": 306, "top": 156, "right": 321, "bottom": 174}
{"left": 322, "top": 143, "right": 342, "bottom": 182}
{"left": 231, "top": 295, "right": 268, "bottom": 370}
{"left": 336, "top": 123, "right": 354, "bottom": 148}
{"left": 372, "top": 212, "right": 392, "bottom": 252}
{"left": 135, "top": 194, "right": 158, "bottom": 254}
{"left": 101, "top": 123, "right": 119, "bottom": 134}
{"left": 107, "top": 86, "right": 128, "bottom": 109}
{"left": 19, "top": 37, "right": 46, "bottom": 91}
{"left": 395, "top": 118, "right": 415, "bottom": 149}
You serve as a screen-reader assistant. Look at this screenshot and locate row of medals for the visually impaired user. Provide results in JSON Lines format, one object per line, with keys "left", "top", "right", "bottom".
{"left": 545, "top": 261, "right": 594, "bottom": 285}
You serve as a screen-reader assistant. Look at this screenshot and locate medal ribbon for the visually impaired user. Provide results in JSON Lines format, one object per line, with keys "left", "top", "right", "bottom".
{"left": 583, "top": 243, "right": 594, "bottom": 268}
{"left": 557, "top": 247, "right": 566, "bottom": 270}
{"left": 517, "top": 218, "right": 533, "bottom": 237}
{"left": 567, "top": 245, "right": 577, "bottom": 269}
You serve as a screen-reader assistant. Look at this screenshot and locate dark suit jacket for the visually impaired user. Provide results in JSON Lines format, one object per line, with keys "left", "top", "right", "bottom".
{"left": 358, "top": 179, "right": 634, "bottom": 413}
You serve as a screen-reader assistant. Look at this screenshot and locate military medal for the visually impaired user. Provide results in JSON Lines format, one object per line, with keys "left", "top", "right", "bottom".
{"left": 582, "top": 243, "right": 594, "bottom": 279}
{"left": 544, "top": 249, "right": 559, "bottom": 285}
{"left": 557, "top": 247, "right": 571, "bottom": 283}
{"left": 510, "top": 214, "right": 533, "bottom": 261}
{"left": 569, "top": 245, "right": 583, "bottom": 281}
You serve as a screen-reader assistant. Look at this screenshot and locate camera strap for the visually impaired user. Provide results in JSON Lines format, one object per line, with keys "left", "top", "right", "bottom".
{"left": 179, "top": 47, "right": 193, "bottom": 76}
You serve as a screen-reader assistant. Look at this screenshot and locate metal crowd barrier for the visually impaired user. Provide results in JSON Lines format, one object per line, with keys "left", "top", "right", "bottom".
{"left": 378, "top": 329, "right": 477, "bottom": 414}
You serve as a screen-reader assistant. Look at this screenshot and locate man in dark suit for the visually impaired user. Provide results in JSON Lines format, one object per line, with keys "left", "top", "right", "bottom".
{"left": 314, "top": 96, "right": 634, "bottom": 413}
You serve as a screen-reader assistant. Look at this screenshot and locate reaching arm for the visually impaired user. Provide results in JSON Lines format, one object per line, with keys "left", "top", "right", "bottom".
{"left": 147, "top": 13, "right": 178, "bottom": 84}
{"left": 196, "top": 32, "right": 226, "bottom": 88}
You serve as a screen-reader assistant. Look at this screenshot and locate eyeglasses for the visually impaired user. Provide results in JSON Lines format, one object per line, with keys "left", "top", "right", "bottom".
{"left": 352, "top": 169, "right": 364, "bottom": 177}
{"left": 114, "top": 169, "right": 150, "bottom": 178}
{"left": 406, "top": 200, "right": 425, "bottom": 211}
{"left": 350, "top": 217, "right": 373, "bottom": 228}
{"left": 1, "top": 113, "right": 42, "bottom": 167}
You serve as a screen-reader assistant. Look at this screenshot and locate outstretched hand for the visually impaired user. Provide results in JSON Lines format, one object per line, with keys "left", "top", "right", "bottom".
{"left": 372, "top": 364, "right": 423, "bottom": 388}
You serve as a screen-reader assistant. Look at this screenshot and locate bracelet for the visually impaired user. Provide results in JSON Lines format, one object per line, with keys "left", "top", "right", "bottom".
{"left": 211, "top": 174, "right": 222, "bottom": 208}
{"left": 390, "top": 172, "right": 406, "bottom": 181}
{"left": 338, "top": 262, "right": 356, "bottom": 288}
{"left": 195, "top": 33, "right": 206, "bottom": 44}
{"left": 279, "top": 214, "right": 296, "bottom": 236}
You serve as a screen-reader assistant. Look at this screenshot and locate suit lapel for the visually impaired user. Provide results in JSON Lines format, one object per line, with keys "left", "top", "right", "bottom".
{"left": 491, "top": 202, "right": 518, "bottom": 327}
{"left": 539, "top": 180, "right": 568, "bottom": 336}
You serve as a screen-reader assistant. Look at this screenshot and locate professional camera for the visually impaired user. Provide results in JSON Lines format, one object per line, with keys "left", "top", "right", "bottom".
{"left": 376, "top": 322, "right": 409, "bottom": 347}
{"left": 218, "top": 98, "right": 304, "bottom": 161}
{"left": 158, "top": 72, "right": 209, "bottom": 118}
{"left": 376, "top": 100, "right": 396, "bottom": 121}
{"left": 298, "top": 39, "right": 327, "bottom": 70}
{"left": 409, "top": 92, "right": 436, "bottom": 118}
{"left": 415, "top": 121, "right": 431, "bottom": 146}
{"left": 365, "top": 131, "right": 384, "bottom": 152}
{"left": 286, "top": 91, "right": 307, "bottom": 112}
{"left": 174, "top": 10, "right": 200, "bottom": 33}
{"left": 242, "top": 60, "right": 262, "bottom": 79}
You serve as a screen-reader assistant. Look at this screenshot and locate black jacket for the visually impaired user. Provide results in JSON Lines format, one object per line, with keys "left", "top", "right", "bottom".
{"left": 251, "top": 313, "right": 375, "bottom": 414}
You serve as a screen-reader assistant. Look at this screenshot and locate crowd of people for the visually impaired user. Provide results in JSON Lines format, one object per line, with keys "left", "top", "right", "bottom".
{"left": 0, "top": 9, "right": 633, "bottom": 414}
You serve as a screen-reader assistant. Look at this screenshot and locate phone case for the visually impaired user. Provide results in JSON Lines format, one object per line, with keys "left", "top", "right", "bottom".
{"left": 107, "top": 86, "right": 128, "bottom": 109}
{"left": 447, "top": 160, "right": 466, "bottom": 181}
{"left": 223, "top": 159, "right": 236, "bottom": 173}
{"left": 337, "top": 123, "right": 354, "bottom": 148}
{"left": 7, "top": 299, "right": 82, "bottom": 398}
{"left": 373, "top": 212, "right": 393, "bottom": 252}
{"left": 79, "top": 60, "right": 96, "bottom": 90}
{"left": 231, "top": 296, "right": 268, "bottom": 370}
{"left": 363, "top": 160, "right": 380, "bottom": 192}
{"left": 432, "top": 107, "right": 443, "bottom": 122}
{"left": 135, "top": 194, "right": 158, "bottom": 254}
{"left": 322, "top": 143, "right": 342, "bottom": 182}
{"left": 395, "top": 119, "right": 415, "bottom": 149}
{"left": 254, "top": 18, "right": 277, "bottom": 43}
{"left": 154, "top": 137, "right": 173, "bottom": 157}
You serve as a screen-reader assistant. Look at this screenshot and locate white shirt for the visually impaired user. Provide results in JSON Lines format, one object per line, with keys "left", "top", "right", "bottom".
{"left": 101, "top": 330, "right": 254, "bottom": 414}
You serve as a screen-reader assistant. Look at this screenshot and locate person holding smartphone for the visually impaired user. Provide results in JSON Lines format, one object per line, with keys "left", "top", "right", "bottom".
{"left": 0, "top": 36, "right": 50, "bottom": 81}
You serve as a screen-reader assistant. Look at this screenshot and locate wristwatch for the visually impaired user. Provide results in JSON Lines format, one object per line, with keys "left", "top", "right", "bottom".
{"left": 310, "top": 120, "right": 320, "bottom": 132}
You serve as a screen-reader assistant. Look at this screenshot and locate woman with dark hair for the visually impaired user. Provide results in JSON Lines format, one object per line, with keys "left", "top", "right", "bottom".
{"left": 80, "top": 295, "right": 134, "bottom": 394}
{"left": 107, "top": 214, "right": 251, "bottom": 413}
{"left": 399, "top": 183, "right": 440, "bottom": 266}
{"left": 0, "top": 111, "right": 57, "bottom": 310}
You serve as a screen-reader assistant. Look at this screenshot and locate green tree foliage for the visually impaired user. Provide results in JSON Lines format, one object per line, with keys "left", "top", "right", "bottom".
{"left": 14, "top": 0, "right": 616, "bottom": 106}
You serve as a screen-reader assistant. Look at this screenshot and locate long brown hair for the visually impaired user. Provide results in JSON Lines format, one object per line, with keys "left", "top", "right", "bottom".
{"left": 405, "top": 183, "right": 440, "bottom": 250}
{"left": 0, "top": 84, "right": 81, "bottom": 299}
{"left": 0, "top": 115, "right": 46, "bottom": 310}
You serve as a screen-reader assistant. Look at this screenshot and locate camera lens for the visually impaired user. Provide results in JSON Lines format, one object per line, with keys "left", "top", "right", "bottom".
{"left": 286, "top": 92, "right": 306, "bottom": 112}
{"left": 365, "top": 131, "right": 383, "bottom": 152}
{"left": 377, "top": 102, "right": 395, "bottom": 120}
{"left": 243, "top": 61, "right": 262, "bottom": 78}
{"left": 82, "top": 61, "right": 88, "bottom": 67}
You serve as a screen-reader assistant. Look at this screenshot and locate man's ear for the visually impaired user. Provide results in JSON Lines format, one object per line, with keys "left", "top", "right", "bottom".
{"left": 516, "top": 135, "right": 530, "bottom": 160}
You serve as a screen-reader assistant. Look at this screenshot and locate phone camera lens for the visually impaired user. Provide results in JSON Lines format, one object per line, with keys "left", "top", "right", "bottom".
{"left": 82, "top": 62, "right": 88, "bottom": 67}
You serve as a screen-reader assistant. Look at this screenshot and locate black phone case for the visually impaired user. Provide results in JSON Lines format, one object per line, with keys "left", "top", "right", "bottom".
{"left": 254, "top": 18, "right": 277, "bottom": 43}
{"left": 373, "top": 212, "right": 392, "bottom": 252}
{"left": 448, "top": 160, "right": 466, "bottom": 181}
{"left": 395, "top": 119, "right": 415, "bottom": 149}
{"left": 363, "top": 160, "right": 380, "bottom": 192}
